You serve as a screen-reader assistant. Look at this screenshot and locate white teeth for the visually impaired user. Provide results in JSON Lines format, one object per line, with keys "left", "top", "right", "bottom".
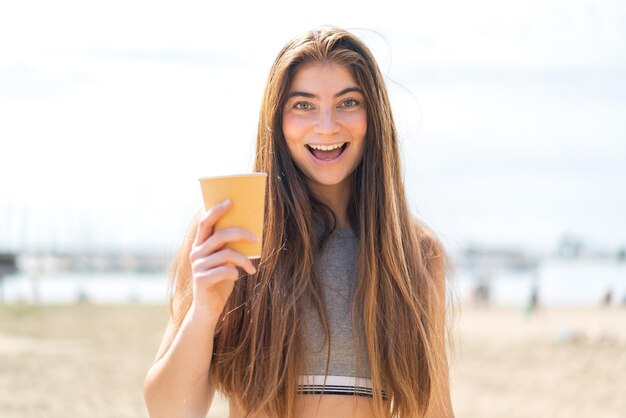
{"left": 307, "top": 143, "right": 345, "bottom": 151}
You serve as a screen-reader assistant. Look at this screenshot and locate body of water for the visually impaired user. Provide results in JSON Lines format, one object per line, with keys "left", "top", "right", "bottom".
{"left": 455, "top": 258, "right": 626, "bottom": 307}
{"left": 0, "top": 272, "right": 169, "bottom": 304}
{"left": 1, "top": 259, "right": 625, "bottom": 307}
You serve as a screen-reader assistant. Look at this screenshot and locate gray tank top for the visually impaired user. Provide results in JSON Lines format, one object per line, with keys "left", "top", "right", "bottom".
{"left": 300, "top": 227, "right": 371, "bottom": 380}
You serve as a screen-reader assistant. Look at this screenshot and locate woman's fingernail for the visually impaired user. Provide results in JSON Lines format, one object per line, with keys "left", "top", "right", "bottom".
{"left": 250, "top": 234, "right": 258, "bottom": 242}
{"left": 222, "top": 199, "right": 231, "bottom": 206}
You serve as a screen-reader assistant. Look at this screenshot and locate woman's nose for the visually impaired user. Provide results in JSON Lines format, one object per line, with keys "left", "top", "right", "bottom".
{"left": 313, "top": 107, "right": 340, "bottom": 135}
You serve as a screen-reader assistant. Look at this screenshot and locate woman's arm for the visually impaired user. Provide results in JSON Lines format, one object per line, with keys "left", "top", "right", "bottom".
{"left": 143, "top": 200, "right": 258, "bottom": 418}
{"left": 416, "top": 222, "right": 455, "bottom": 418}
{"left": 143, "top": 306, "right": 219, "bottom": 418}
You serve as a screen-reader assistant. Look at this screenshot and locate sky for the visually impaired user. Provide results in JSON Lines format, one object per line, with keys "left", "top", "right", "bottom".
{"left": 1, "top": 0, "right": 625, "bottom": 256}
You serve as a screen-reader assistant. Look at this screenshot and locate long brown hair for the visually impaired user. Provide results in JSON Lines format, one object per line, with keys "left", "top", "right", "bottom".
{"left": 168, "top": 27, "right": 451, "bottom": 418}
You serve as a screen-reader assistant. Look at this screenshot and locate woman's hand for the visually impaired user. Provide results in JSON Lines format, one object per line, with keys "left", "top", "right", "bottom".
{"left": 189, "top": 199, "right": 258, "bottom": 319}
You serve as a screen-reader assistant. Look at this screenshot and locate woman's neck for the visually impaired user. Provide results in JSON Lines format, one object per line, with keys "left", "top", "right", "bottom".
{"left": 308, "top": 178, "right": 351, "bottom": 229}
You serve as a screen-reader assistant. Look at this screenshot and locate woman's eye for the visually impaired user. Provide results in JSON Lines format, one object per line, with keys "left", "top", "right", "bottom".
{"left": 294, "top": 102, "right": 312, "bottom": 110}
{"left": 341, "top": 98, "right": 359, "bottom": 108}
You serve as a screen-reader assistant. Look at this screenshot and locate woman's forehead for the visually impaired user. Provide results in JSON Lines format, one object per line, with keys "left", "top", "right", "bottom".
{"left": 288, "top": 62, "right": 360, "bottom": 94}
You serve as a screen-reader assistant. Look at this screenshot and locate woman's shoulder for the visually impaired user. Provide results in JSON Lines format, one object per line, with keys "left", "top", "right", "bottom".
{"left": 410, "top": 217, "right": 448, "bottom": 290}
{"left": 410, "top": 217, "right": 445, "bottom": 258}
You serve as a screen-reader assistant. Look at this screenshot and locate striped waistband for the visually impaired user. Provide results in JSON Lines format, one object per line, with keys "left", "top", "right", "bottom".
{"left": 296, "top": 375, "right": 387, "bottom": 398}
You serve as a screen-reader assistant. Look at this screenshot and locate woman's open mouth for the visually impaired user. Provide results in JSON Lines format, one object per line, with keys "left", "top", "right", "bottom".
{"left": 305, "top": 142, "right": 349, "bottom": 162}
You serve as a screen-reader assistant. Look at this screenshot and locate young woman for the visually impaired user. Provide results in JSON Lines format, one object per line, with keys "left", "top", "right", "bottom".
{"left": 144, "top": 27, "right": 454, "bottom": 418}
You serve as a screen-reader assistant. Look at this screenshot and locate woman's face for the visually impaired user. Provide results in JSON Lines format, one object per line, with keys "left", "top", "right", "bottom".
{"left": 282, "top": 62, "right": 367, "bottom": 191}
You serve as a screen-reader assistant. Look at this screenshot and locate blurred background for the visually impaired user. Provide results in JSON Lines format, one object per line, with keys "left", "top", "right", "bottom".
{"left": 1, "top": 1, "right": 624, "bottom": 417}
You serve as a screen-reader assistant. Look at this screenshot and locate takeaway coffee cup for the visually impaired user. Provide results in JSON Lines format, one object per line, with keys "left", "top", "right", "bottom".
{"left": 198, "top": 173, "right": 267, "bottom": 259}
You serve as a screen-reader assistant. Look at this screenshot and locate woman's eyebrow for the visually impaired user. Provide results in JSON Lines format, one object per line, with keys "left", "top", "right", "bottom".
{"left": 287, "top": 91, "right": 316, "bottom": 99}
{"left": 286, "top": 86, "right": 364, "bottom": 100}
{"left": 335, "top": 87, "right": 363, "bottom": 97}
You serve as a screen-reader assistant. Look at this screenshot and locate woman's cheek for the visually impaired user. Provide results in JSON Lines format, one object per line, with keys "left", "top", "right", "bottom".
{"left": 342, "top": 111, "right": 367, "bottom": 138}
{"left": 283, "top": 113, "right": 309, "bottom": 143}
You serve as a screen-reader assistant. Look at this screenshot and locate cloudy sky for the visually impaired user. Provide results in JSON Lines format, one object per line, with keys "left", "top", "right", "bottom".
{"left": 1, "top": 0, "right": 624, "bottom": 256}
